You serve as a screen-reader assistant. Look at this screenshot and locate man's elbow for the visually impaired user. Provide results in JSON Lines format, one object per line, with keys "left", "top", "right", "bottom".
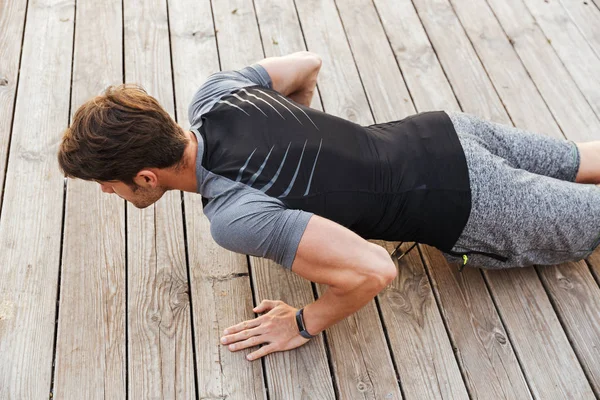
{"left": 370, "top": 243, "right": 397, "bottom": 288}
{"left": 335, "top": 244, "right": 397, "bottom": 294}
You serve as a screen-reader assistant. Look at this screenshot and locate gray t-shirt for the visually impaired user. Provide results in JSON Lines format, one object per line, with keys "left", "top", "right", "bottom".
{"left": 188, "top": 64, "right": 313, "bottom": 269}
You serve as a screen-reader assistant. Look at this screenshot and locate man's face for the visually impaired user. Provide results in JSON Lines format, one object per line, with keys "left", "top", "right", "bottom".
{"left": 97, "top": 180, "right": 166, "bottom": 209}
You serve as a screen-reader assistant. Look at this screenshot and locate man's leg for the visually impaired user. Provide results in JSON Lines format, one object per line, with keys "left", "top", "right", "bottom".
{"left": 574, "top": 141, "right": 600, "bottom": 184}
{"left": 447, "top": 111, "right": 586, "bottom": 183}
{"left": 443, "top": 132, "right": 600, "bottom": 269}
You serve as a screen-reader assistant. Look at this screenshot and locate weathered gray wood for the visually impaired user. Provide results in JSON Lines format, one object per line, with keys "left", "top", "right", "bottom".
{"left": 294, "top": 0, "right": 372, "bottom": 123}
{"left": 445, "top": 0, "right": 562, "bottom": 136}
{"left": 486, "top": 0, "right": 600, "bottom": 141}
{"left": 485, "top": 268, "right": 595, "bottom": 398}
{"left": 251, "top": 1, "right": 336, "bottom": 398}
{"left": 123, "top": 0, "right": 195, "bottom": 397}
{"left": 372, "top": 0, "right": 531, "bottom": 397}
{"left": 410, "top": 0, "right": 595, "bottom": 397}
{"left": 372, "top": 0, "right": 460, "bottom": 112}
{"left": 252, "top": 258, "right": 336, "bottom": 399}
{"left": 335, "top": 1, "right": 475, "bottom": 397}
{"left": 558, "top": 0, "right": 600, "bottom": 58}
{"left": 0, "top": 0, "right": 27, "bottom": 200}
{"left": 254, "top": 0, "right": 323, "bottom": 111}
{"left": 334, "top": 0, "right": 414, "bottom": 121}
{"left": 292, "top": 1, "right": 403, "bottom": 398}
{"left": 376, "top": 242, "right": 469, "bottom": 399}
{"left": 442, "top": 0, "right": 600, "bottom": 395}
{"left": 53, "top": 0, "right": 126, "bottom": 398}
{"left": 405, "top": 0, "right": 507, "bottom": 123}
{"left": 168, "top": 0, "right": 268, "bottom": 396}
{"left": 521, "top": 0, "right": 600, "bottom": 118}
{"left": 419, "top": 246, "right": 531, "bottom": 399}
{"left": 0, "top": 0, "right": 75, "bottom": 398}
{"left": 184, "top": 212, "right": 267, "bottom": 399}
{"left": 537, "top": 261, "right": 600, "bottom": 395}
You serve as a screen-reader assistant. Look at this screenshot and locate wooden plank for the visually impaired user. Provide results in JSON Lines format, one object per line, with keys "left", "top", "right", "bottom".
{"left": 559, "top": 0, "right": 600, "bottom": 58}
{"left": 332, "top": 0, "right": 414, "bottom": 121}
{"left": 168, "top": 0, "right": 267, "bottom": 396}
{"left": 123, "top": 0, "right": 195, "bottom": 397}
{"left": 0, "top": 0, "right": 27, "bottom": 198}
{"left": 210, "top": 0, "right": 335, "bottom": 397}
{"left": 376, "top": 242, "right": 469, "bottom": 399}
{"left": 52, "top": 0, "right": 126, "bottom": 398}
{"left": 372, "top": 0, "right": 460, "bottom": 112}
{"left": 291, "top": 1, "right": 404, "bottom": 398}
{"left": 419, "top": 246, "right": 531, "bottom": 399}
{"left": 485, "top": 268, "right": 595, "bottom": 398}
{"left": 537, "top": 261, "right": 600, "bottom": 395}
{"left": 521, "top": 0, "right": 600, "bottom": 118}
{"left": 251, "top": 258, "right": 336, "bottom": 399}
{"left": 441, "top": 0, "right": 600, "bottom": 395}
{"left": 251, "top": 1, "right": 337, "bottom": 398}
{"left": 372, "top": 0, "right": 531, "bottom": 397}
{"left": 444, "top": 0, "right": 562, "bottom": 136}
{"left": 334, "top": 1, "right": 474, "bottom": 398}
{"left": 486, "top": 0, "right": 600, "bottom": 141}
{"left": 0, "top": 0, "right": 74, "bottom": 398}
{"left": 184, "top": 212, "right": 267, "bottom": 399}
{"left": 412, "top": 0, "right": 595, "bottom": 396}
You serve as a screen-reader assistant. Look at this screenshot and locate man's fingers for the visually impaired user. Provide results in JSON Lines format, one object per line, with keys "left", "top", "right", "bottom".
{"left": 253, "top": 299, "right": 280, "bottom": 313}
{"left": 221, "top": 325, "right": 264, "bottom": 345}
{"left": 223, "top": 317, "right": 261, "bottom": 335}
{"left": 226, "top": 334, "right": 269, "bottom": 352}
{"left": 246, "top": 343, "right": 277, "bottom": 361}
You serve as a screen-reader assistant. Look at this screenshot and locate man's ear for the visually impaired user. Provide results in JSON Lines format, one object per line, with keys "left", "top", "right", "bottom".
{"left": 133, "top": 169, "right": 159, "bottom": 188}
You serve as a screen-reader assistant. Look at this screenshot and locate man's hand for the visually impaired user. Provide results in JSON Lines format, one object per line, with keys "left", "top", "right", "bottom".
{"left": 220, "top": 299, "right": 310, "bottom": 361}
{"left": 258, "top": 51, "right": 321, "bottom": 107}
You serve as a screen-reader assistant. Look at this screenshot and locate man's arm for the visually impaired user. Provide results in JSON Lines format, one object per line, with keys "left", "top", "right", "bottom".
{"left": 220, "top": 214, "right": 397, "bottom": 361}
{"left": 257, "top": 51, "right": 322, "bottom": 107}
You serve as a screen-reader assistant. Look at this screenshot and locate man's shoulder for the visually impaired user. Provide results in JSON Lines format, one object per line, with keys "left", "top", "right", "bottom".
{"left": 188, "top": 64, "right": 273, "bottom": 127}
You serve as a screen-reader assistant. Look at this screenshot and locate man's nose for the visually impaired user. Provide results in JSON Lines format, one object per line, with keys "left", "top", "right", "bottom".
{"left": 100, "top": 184, "right": 114, "bottom": 194}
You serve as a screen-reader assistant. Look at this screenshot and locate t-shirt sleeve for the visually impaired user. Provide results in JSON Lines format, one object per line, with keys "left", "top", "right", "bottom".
{"left": 188, "top": 63, "right": 273, "bottom": 127}
{"left": 202, "top": 187, "right": 313, "bottom": 269}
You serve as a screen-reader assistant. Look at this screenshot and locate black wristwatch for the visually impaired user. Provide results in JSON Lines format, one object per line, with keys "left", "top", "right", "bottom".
{"left": 296, "top": 308, "right": 316, "bottom": 339}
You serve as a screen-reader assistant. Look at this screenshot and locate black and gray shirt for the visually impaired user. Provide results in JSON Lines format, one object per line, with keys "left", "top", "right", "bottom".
{"left": 188, "top": 64, "right": 471, "bottom": 269}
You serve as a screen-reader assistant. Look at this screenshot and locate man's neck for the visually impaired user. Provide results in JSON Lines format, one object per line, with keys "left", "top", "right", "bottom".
{"left": 158, "top": 130, "right": 199, "bottom": 193}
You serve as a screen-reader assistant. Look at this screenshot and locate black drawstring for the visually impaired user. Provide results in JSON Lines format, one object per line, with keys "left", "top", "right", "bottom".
{"left": 390, "top": 242, "right": 418, "bottom": 262}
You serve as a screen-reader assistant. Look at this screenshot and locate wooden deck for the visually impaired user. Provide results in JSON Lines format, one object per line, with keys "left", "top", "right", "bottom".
{"left": 1, "top": 0, "right": 600, "bottom": 398}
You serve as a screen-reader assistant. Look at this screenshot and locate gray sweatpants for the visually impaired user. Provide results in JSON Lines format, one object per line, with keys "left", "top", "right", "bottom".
{"left": 443, "top": 112, "right": 600, "bottom": 269}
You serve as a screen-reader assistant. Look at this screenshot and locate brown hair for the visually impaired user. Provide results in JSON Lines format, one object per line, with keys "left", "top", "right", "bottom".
{"left": 58, "top": 84, "right": 188, "bottom": 185}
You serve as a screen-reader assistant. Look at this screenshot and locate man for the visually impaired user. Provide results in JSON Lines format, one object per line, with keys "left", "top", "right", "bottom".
{"left": 58, "top": 51, "right": 600, "bottom": 362}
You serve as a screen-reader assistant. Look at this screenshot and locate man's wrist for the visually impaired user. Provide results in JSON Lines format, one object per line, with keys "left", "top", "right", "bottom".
{"left": 296, "top": 308, "right": 316, "bottom": 339}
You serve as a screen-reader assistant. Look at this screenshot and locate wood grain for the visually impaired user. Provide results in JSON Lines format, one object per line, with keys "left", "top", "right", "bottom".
{"left": 420, "top": 246, "right": 531, "bottom": 399}
{"left": 252, "top": 1, "right": 337, "bottom": 398}
{"left": 486, "top": 0, "right": 600, "bottom": 141}
{"left": 377, "top": 242, "right": 470, "bottom": 399}
{"left": 0, "top": 0, "right": 75, "bottom": 397}
{"left": 521, "top": 0, "right": 600, "bottom": 118}
{"left": 53, "top": 0, "right": 126, "bottom": 398}
{"left": 374, "top": 0, "right": 531, "bottom": 397}
{"left": 169, "top": 0, "right": 268, "bottom": 396}
{"left": 558, "top": 0, "right": 600, "bottom": 58}
{"left": 123, "top": 0, "right": 195, "bottom": 397}
{"left": 292, "top": 1, "right": 402, "bottom": 398}
{"left": 537, "top": 261, "right": 600, "bottom": 395}
{"left": 0, "top": 0, "right": 27, "bottom": 198}
{"left": 372, "top": 0, "right": 460, "bottom": 112}
{"left": 445, "top": 0, "right": 600, "bottom": 396}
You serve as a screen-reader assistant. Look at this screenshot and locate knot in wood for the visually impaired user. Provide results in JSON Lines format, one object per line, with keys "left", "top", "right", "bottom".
{"left": 357, "top": 381, "right": 368, "bottom": 392}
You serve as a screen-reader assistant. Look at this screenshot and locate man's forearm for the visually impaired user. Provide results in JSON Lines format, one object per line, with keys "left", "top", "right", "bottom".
{"left": 301, "top": 276, "right": 389, "bottom": 336}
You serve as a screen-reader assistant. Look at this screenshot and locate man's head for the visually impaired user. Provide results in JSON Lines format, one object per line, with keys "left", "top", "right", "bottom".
{"left": 58, "top": 84, "right": 188, "bottom": 208}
